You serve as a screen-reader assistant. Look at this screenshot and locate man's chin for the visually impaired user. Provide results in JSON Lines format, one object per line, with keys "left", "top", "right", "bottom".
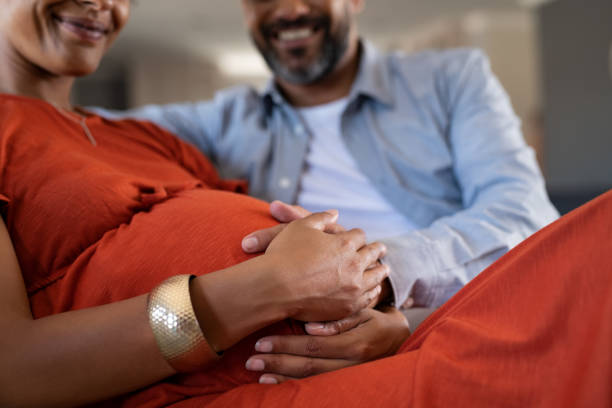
{"left": 274, "top": 66, "right": 327, "bottom": 86}
{"left": 258, "top": 42, "right": 333, "bottom": 84}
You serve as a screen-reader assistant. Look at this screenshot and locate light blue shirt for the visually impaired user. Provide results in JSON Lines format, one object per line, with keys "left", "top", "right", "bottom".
{"left": 295, "top": 97, "right": 419, "bottom": 240}
{"left": 97, "top": 42, "right": 559, "bottom": 308}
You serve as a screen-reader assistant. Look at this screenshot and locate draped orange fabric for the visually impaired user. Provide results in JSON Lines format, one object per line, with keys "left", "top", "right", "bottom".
{"left": 168, "top": 190, "right": 612, "bottom": 408}
{"left": 1, "top": 94, "right": 611, "bottom": 407}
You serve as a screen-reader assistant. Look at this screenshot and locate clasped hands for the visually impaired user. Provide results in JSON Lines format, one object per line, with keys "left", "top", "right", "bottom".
{"left": 241, "top": 202, "right": 412, "bottom": 384}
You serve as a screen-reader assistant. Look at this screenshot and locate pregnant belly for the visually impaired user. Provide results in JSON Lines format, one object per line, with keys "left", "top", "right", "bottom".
{"left": 29, "top": 188, "right": 305, "bottom": 405}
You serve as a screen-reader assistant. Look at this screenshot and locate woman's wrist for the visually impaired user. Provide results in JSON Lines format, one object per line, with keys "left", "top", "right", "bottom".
{"left": 189, "top": 255, "right": 292, "bottom": 352}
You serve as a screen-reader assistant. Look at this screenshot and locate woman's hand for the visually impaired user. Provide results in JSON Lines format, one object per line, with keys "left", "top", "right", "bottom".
{"left": 245, "top": 307, "right": 411, "bottom": 384}
{"left": 242, "top": 201, "right": 343, "bottom": 252}
{"left": 263, "top": 210, "right": 389, "bottom": 322}
{"left": 243, "top": 201, "right": 394, "bottom": 310}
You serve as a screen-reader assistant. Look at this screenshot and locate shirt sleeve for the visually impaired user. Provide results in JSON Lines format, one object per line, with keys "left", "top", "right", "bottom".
{"left": 0, "top": 193, "right": 9, "bottom": 206}
{"left": 382, "top": 50, "right": 559, "bottom": 308}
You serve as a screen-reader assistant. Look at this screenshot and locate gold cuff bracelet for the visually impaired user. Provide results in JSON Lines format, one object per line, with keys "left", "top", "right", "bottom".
{"left": 147, "top": 274, "right": 220, "bottom": 372}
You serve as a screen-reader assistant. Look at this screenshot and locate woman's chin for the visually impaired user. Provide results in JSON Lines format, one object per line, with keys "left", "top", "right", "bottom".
{"left": 42, "top": 45, "right": 107, "bottom": 78}
{"left": 65, "top": 64, "right": 99, "bottom": 77}
{"left": 51, "top": 58, "right": 102, "bottom": 78}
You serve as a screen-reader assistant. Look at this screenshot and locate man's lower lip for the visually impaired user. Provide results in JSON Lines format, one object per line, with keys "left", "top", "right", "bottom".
{"left": 56, "top": 18, "right": 105, "bottom": 43}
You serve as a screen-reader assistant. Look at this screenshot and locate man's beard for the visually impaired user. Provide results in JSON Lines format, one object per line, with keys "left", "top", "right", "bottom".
{"left": 252, "top": 9, "right": 351, "bottom": 85}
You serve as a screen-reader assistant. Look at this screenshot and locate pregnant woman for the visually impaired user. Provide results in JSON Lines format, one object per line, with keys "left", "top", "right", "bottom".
{"left": 0, "top": 0, "right": 392, "bottom": 406}
{"left": 1, "top": 1, "right": 610, "bottom": 407}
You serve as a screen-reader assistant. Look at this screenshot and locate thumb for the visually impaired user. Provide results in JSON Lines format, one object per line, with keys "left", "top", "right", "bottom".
{"left": 242, "top": 224, "right": 287, "bottom": 253}
{"left": 270, "top": 201, "right": 311, "bottom": 223}
{"left": 305, "top": 310, "right": 370, "bottom": 336}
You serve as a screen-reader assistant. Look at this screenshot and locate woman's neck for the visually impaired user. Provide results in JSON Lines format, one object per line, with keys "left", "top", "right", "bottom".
{"left": 0, "top": 36, "right": 74, "bottom": 110}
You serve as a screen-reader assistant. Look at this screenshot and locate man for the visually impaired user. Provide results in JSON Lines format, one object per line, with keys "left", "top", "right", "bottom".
{"left": 99, "top": 0, "right": 558, "bottom": 383}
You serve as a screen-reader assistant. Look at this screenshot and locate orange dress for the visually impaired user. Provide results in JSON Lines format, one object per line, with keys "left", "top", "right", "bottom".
{"left": 0, "top": 94, "right": 301, "bottom": 405}
{"left": 1, "top": 94, "right": 611, "bottom": 407}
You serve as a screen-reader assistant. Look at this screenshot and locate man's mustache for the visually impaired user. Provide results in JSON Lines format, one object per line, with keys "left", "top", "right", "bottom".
{"left": 260, "top": 16, "right": 329, "bottom": 38}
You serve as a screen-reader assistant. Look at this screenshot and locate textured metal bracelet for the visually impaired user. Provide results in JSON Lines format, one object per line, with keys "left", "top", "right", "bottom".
{"left": 147, "top": 274, "right": 220, "bottom": 372}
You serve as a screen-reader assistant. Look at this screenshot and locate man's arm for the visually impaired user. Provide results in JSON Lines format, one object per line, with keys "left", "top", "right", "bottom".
{"left": 91, "top": 88, "right": 249, "bottom": 162}
{"left": 244, "top": 52, "right": 558, "bottom": 310}
{"left": 380, "top": 50, "right": 559, "bottom": 308}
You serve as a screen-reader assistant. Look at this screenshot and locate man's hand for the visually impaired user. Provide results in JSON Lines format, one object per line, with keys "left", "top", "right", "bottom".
{"left": 242, "top": 201, "right": 395, "bottom": 308}
{"left": 264, "top": 211, "right": 388, "bottom": 322}
{"left": 245, "top": 307, "right": 411, "bottom": 384}
{"left": 242, "top": 201, "right": 343, "bottom": 253}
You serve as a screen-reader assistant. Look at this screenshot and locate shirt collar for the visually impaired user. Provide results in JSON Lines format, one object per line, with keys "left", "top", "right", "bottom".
{"left": 349, "top": 40, "right": 395, "bottom": 106}
{"left": 262, "top": 40, "right": 395, "bottom": 108}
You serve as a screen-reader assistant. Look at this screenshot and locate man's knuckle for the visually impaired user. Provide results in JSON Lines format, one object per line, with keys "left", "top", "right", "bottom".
{"left": 300, "top": 357, "right": 316, "bottom": 377}
{"left": 353, "top": 342, "right": 371, "bottom": 361}
{"left": 272, "top": 338, "right": 285, "bottom": 352}
{"left": 304, "top": 337, "right": 321, "bottom": 355}
{"left": 265, "top": 356, "right": 279, "bottom": 371}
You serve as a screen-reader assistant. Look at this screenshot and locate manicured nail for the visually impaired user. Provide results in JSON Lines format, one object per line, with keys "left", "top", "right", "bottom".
{"left": 324, "top": 209, "right": 339, "bottom": 219}
{"left": 259, "top": 375, "right": 278, "bottom": 385}
{"left": 255, "top": 340, "right": 273, "bottom": 353}
{"left": 305, "top": 322, "right": 325, "bottom": 331}
{"left": 242, "top": 237, "right": 258, "bottom": 251}
{"left": 245, "top": 358, "right": 265, "bottom": 371}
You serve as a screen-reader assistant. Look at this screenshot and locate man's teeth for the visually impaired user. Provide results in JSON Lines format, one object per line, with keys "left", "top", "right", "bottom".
{"left": 278, "top": 28, "right": 313, "bottom": 41}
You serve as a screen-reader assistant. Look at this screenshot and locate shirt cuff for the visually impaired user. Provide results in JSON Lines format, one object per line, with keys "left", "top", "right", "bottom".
{"left": 379, "top": 233, "right": 440, "bottom": 308}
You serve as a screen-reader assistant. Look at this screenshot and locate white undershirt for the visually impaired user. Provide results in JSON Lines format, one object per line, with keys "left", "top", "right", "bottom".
{"left": 296, "top": 98, "right": 417, "bottom": 241}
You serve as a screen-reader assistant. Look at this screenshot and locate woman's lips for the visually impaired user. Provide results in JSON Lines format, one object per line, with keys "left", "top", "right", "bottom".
{"left": 52, "top": 14, "right": 110, "bottom": 43}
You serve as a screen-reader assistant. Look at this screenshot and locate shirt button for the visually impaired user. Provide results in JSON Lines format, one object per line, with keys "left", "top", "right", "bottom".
{"left": 294, "top": 124, "right": 305, "bottom": 135}
{"left": 279, "top": 177, "right": 292, "bottom": 189}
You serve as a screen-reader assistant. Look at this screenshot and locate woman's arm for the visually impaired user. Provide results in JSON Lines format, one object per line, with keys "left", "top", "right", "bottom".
{"left": 0, "top": 217, "right": 171, "bottom": 407}
{"left": 0, "top": 212, "right": 387, "bottom": 407}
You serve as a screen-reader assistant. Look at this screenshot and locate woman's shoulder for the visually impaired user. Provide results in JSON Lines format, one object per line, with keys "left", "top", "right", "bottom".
{"left": 97, "top": 113, "right": 193, "bottom": 158}
{"left": 0, "top": 93, "right": 50, "bottom": 111}
{"left": 0, "top": 94, "right": 55, "bottom": 129}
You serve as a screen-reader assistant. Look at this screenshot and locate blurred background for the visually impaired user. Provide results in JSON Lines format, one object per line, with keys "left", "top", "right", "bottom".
{"left": 74, "top": 0, "right": 612, "bottom": 213}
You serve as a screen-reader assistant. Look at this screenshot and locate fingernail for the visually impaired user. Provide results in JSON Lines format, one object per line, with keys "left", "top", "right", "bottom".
{"left": 305, "top": 322, "right": 325, "bottom": 331}
{"left": 324, "top": 209, "right": 339, "bottom": 219}
{"left": 242, "top": 237, "right": 258, "bottom": 251}
{"left": 259, "top": 375, "right": 278, "bottom": 385}
{"left": 401, "top": 297, "right": 415, "bottom": 309}
{"left": 245, "top": 358, "right": 265, "bottom": 371}
{"left": 255, "top": 340, "right": 273, "bottom": 353}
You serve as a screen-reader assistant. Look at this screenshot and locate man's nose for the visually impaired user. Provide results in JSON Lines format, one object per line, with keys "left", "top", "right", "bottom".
{"left": 272, "top": 0, "right": 312, "bottom": 21}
